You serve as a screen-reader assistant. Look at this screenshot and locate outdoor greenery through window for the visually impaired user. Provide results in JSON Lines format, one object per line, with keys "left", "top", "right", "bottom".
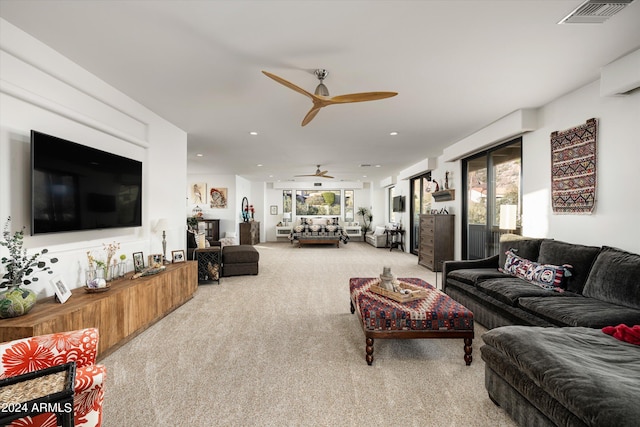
{"left": 295, "top": 190, "right": 341, "bottom": 216}
{"left": 283, "top": 190, "right": 292, "bottom": 214}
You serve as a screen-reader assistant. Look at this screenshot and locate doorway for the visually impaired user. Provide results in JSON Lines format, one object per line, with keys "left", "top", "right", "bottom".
{"left": 462, "top": 139, "right": 522, "bottom": 259}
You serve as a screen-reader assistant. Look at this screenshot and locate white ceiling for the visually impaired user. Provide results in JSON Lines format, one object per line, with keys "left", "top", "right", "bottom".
{"left": 1, "top": 1, "right": 639, "bottom": 183}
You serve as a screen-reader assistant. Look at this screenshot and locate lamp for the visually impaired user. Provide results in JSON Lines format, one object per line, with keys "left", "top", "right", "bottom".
{"left": 499, "top": 205, "right": 517, "bottom": 233}
{"left": 283, "top": 212, "right": 291, "bottom": 225}
{"left": 154, "top": 218, "right": 169, "bottom": 264}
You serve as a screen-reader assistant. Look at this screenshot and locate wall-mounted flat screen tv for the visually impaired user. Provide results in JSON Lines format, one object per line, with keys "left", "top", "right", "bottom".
{"left": 392, "top": 195, "right": 405, "bottom": 212}
{"left": 31, "top": 130, "right": 142, "bottom": 234}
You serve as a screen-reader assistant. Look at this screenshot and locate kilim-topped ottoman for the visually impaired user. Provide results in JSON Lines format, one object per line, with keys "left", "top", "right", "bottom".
{"left": 349, "top": 277, "right": 474, "bottom": 365}
{"left": 221, "top": 245, "right": 259, "bottom": 277}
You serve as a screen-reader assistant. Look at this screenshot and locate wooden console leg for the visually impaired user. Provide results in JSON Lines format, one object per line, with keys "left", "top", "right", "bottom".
{"left": 366, "top": 337, "right": 374, "bottom": 365}
{"left": 463, "top": 338, "right": 473, "bottom": 366}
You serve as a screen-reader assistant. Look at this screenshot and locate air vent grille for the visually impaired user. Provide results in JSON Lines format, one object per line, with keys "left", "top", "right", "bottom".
{"left": 558, "top": 0, "right": 634, "bottom": 24}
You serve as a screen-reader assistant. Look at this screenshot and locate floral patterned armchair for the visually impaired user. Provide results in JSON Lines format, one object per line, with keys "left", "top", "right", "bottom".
{"left": 0, "top": 328, "right": 106, "bottom": 427}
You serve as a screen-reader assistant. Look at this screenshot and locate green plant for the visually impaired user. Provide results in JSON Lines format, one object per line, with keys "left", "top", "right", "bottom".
{"left": 187, "top": 216, "right": 199, "bottom": 231}
{"left": 1, "top": 217, "right": 58, "bottom": 288}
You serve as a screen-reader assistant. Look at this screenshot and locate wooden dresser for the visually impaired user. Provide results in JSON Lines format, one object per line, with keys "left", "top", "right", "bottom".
{"left": 239, "top": 221, "right": 260, "bottom": 245}
{"left": 418, "top": 214, "right": 454, "bottom": 272}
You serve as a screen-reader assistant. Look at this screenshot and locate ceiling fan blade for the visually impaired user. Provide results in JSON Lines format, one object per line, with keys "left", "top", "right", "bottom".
{"left": 262, "top": 71, "right": 314, "bottom": 100}
{"left": 321, "top": 174, "right": 334, "bottom": 179}
{"left": 301, "top": 105, "right": 323, "bottom": 126}
{"left": 328, "top": 92, "right": 398, "bottom": 104}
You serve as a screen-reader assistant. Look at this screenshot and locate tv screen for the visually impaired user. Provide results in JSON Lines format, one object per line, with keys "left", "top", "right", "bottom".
{"left": 31, "top": 130, "right": 142, "bottom": 234}
{"left": 392, "top": 196, "right": 405, "bottom": 212}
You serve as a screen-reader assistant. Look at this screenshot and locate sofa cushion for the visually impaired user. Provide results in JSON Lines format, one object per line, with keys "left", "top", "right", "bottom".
{"left": 481, "top": 326, "right": 640, "bottom": 427}
{"left": 447, "top": 268, "right": 510, "bottom": 286}
{"left": 373, "top": 226, "right": 386, "bottom": 236}
{"left": 537, "top": 240, "right": 600, "bottom": 293}
{"left": 582, "top": 246, "right": 640, "bottom": 310}
{"left": 501, "top": 250, "right": 571, "bottom": 290}
{"left": 498, "top": 238, "right": 546, "bottom": 268}
{"left": 518, "top": 295, "right": 640, "bottom": 328}
{"left": 476, "top": 277, "right": 569, "bottom": 306}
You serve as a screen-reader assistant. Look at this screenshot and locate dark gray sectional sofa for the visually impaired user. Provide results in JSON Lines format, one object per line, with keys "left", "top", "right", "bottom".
{"left": 443, "top": 238, "right": 640, "bottom": 329}
{"left": 443, "top": 238, "right": 640, "bottom": 426}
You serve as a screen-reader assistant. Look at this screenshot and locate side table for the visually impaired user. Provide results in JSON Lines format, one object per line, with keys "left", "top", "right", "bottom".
{"left": 385, "top": 228, "right": 405, "bottom": 252}
{"left": 194, "top": 247, "right": 221, "bottom": 284}
{"left": 0, "top": 362, "right": 76, "bottom": 427}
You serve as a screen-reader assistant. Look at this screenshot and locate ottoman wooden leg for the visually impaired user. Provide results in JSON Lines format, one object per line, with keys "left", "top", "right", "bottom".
{"left": 350, "top": 300, "right": 355, "bottom": 314}
{"left": 366, "top": 337, "right": 374, "bottom": 365}
{"left": 464, "top": 338, "right": 473, "bottom": 366}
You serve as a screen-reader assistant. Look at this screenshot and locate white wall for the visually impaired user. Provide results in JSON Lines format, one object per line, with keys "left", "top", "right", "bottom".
{"left": 522, "top": 80, "right": 640, "bottom": 252}
{"left": 185, "top": 175, "right": 375, "bottom": 242}
{"left": 391, "top": 78, "right": 639, "bottom": 258}
{"left": 0, "top": 19, "right": 187, "bottom": 297}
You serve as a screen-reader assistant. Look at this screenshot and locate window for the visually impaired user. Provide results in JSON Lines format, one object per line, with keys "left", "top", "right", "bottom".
{"left": 344, "top": 190, "right": 354, "bottom": 222}
{"left": 295, "top": 190, "right": 341, "bottom": 216}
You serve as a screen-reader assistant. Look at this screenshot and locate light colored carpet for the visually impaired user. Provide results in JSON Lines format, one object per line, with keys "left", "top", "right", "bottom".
{"left": 101, "top": 241, "right": 515, "bottom": 426}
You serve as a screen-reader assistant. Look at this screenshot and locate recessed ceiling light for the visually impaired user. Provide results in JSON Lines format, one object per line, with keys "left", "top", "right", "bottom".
{"left": 249, "top": 131, "right": 258, "bottom": 136}
{"left": 375, "top": 164, "right": 381, "bottom": 168}
{"left": 257, "top": 164, "right": 263, "bottom": 167}
{"left": 196, "top": 153, "right": 203, "bottom": 157}
{"left": 390, "top": 131, "right": 398, "bottom": 136}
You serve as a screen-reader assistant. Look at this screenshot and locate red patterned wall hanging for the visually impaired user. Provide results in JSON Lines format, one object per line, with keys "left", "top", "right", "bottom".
{"left": 550, "top": 118, "right": 597, "bottom": 214}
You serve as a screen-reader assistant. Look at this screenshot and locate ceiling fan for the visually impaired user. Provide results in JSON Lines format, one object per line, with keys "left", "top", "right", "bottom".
{"left": 295, "top": 165, "right": 334, "bottom": 179}
{"left": 262, "top": 69, "right": 397, "bottom": 126}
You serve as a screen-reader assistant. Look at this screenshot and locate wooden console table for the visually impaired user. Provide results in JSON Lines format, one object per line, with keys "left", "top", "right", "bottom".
{"left": 0, "top": 262, "right": 197, "bottom": 359}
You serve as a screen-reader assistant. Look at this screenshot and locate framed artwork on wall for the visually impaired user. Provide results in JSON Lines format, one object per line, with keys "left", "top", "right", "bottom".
{"left": 270, "top": 205, "right": 278, "bottom": 215}
{"left": 209, "top": 187, "right": 228, "bottom": 208}
{"left": 190, "top": 183, "right": 206, "bottom": 205}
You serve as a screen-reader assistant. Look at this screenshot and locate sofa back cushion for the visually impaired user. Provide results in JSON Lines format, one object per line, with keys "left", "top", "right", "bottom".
{"left": 498, "top": 238, "right": 546, "bottom": 268}
{"left": 537, "top": 240, "right": 600, "bottom": 293}
{"left": 582, "top": 246, "right": 640, "bottom": 310}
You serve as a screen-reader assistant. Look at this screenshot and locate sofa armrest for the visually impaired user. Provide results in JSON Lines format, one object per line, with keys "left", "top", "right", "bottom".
{"left": 442, "top": 255, "right": 499, "bottom": 291}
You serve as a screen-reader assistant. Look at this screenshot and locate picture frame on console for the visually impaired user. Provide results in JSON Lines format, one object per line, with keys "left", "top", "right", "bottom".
{"left": 50, "top": 276, "right": 72, "bottom": 304}
{"left": 149, "top": 254, "right": 163, "bottom": 266}
{"left": 133, "top": 252, "right": 145, "bottom": 272}
{"left": 172, "top": 250, "right": 185, "bottom": 263}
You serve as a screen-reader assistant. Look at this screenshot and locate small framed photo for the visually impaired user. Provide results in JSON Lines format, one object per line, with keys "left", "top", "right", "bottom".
{"left": 270, "top": 205, "right": 278, "bottom": 215}
{"left": 172, "top": 250, "right": 185, "bottom": 263}
{"left": 50, "top": 276, "right": 72, "bottom": 304}
{"left": 133, "top": 252, "right": 145, "bottom": 272}
{"left": 149, "top": 253, "right": 163, "bottom": 266}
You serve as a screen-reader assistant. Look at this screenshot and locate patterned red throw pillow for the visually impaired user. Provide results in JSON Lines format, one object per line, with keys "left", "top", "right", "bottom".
{"left": 500, "top": 249, "right": 572, "bottom": 290}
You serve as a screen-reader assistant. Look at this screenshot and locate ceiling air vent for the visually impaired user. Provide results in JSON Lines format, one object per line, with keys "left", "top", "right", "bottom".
{"left": 558, "top": 0, "right": 635, "bottom": 24}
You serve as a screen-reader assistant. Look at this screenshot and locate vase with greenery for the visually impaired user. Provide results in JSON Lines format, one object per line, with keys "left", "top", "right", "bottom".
{"left": 0, "top": 217, "right": 58, "bottom": 318}
{"left": 357, "top": 207, "right": 373, "bottom": 234}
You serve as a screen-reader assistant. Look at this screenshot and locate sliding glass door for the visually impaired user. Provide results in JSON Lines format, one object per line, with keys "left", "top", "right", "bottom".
{"left": 462, "top": 139, "right": 522, "bottom": 259}
{"left": 409, "top": 172, "right": 432, "bottom": 255}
